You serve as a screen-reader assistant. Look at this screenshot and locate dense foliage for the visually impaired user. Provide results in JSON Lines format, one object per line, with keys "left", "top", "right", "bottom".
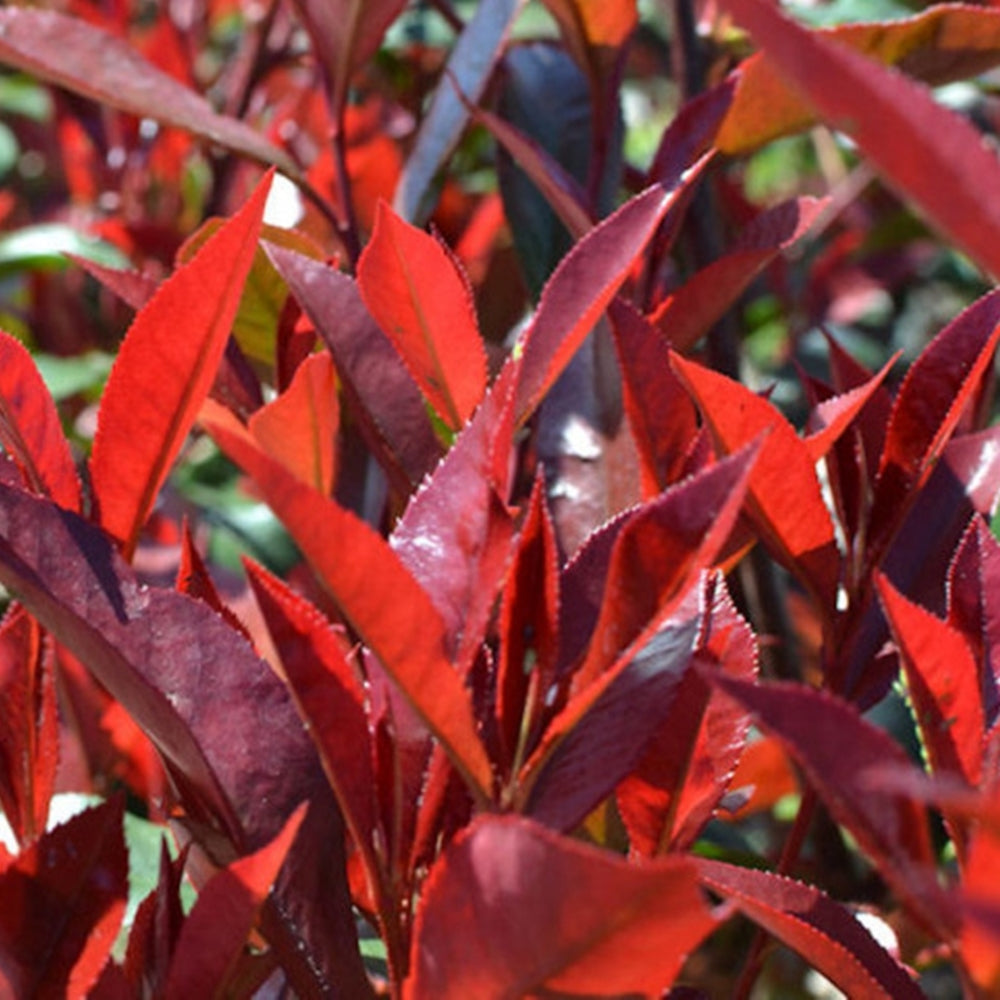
{"left": 2, "top": 0, "right": 1000, "bottom": 996}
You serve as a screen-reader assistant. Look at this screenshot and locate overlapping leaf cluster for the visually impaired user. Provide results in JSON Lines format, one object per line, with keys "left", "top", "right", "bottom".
{"left": 1, "top": 0, "right": 1000, "bottom": 997}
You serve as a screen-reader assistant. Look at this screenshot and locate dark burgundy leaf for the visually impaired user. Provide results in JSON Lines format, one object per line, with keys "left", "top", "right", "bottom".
{"left": 266, "top": 245, "right": 442, "bottom": 493}
{"left": 0, "top": 797, "right": 127, "bottom": 999}
{"left": 711, "top": 674, "right": 954, "bottom": 937}
{"left": 0, "top": 8, "right": 298, "bottom": 176}
{"left": 576, "top": 441, "right": 758, "bottom": 686}
{"left": 0, "top": 482, "right": 320, "bottom": 854}
{"left": 524, "top": 596, "right": 700, "bottom": 831}
{"left": 871, "top": 290, "right": 1000, "bottom": 556}
{"left": 698, "top": 859, "right": 924, "bottom": 999}
{"left": 608, "top": 299, "right": 700, "bottom": 495}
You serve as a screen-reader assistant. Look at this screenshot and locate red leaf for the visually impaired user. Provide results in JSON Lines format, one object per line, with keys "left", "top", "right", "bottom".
{"left": 0, "top": 797, "right": 127, "bottom": 999}
{"left": 122, "top": 840, "right": 187, "bottom": 996}
{"left": 577, "top": 440, "right": 758, "bottom": 686}
{"left": 711, "top": 675, "right": 953, "bottom": 937}
{"left": 0, "top": 608, "right": 57, "bottom": 847}
{"left": 287, "top": 0, "right": 406, "bottom": 116}
{"left": 164, "top": 804, "right": 307, "bottom": 999}
{"left": 0, "top": 482, "right": 317, "bottom": 853}
{"left": 511, "top": 174, "right": 708, "bottom": 429}
{"left": 618, "top": 574, "right": 758, "bottom": 854}
{"left": 608, "top": 299, "right": 700, "bottom": 495}
{"left": 651, "top": 197, "right": 826, "bottom": 352}
{"left": 408, "top": 815, "right": 717, "bottom": 999}
{"left": 248, "top": 351, "right": 339, "bottom": 494}
{"left": 390, "top": 371, "right": 516, "bottom": 669}
{"left": 948, "top": 519, "right": 1000, "bottom": 729}
{"left": 698, "top": 859, "right": 924, "bottom": 999}
{"left": 961, "top": 824, "right": 1000, "bottom": 992}
{"left": 175, "top": 522, "right": 250, "bottom": 641}
{"left": 720, "top": 0, "right": 1000, "bottom": 280}
{"left": 394, "top": 0, "right": 523, "bottom": 224}
{"left": 244, "top": 561, "right": 379, "bottom": 886}
{"left": 267, "top": 245, "right": 442, "bottom": 492}
{"left": 718, "top": 4, "right": 1000, "bottom": 155}
{"left": 68, "top": 255, "right": 158, "bottom": 311}
{"left": 467, "top": 102, "right": 593, "bottom": 240}
{"left": 358, "top": 202, "right": 487, "bottom": 430}
{"left": 0, "top": 8, "right": 297, "bottom": 176}
{"left": 523, "top": 591, "right": 700, "bottom": 831}
{"left": 91, "top": 171, "right": 271, "bottom": 560}
{"left": 671, "top": 352, "right": 840, "bottom": 607}
{"left": 878, "top": 574, "right": 984, "bottom": 790}
{"left": 0, "top": 330, "right": 81, "bottom": 512}
{"left": 496, "top": 473, "right": 560, "bottom": 772}
{"left": 871, "top": 289, "right": 1000, "bottom": 555}
{"left": 201, "top": 407, "right": 494, "bottom": 802}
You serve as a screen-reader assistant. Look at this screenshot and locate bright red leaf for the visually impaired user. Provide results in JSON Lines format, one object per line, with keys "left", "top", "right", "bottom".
{"left": 91, "top": 170, "right": 271, "bottom": 560}
{"left": 672, "top": 351, "right": 841, "bottom": 608}
{"left": 201, "top": 405, "right": 494, "bottom": 802}
{"left": 164, "top": 803, "right": 307, "bottom": 999}
{"left": 358, "top": 202, "right": 487, "bottom": 431}
{"left": 248, "top": 351, "right": 339, "bottom": 494}
{"left": 0, "top": 330, "right": 80, "bottom": 512}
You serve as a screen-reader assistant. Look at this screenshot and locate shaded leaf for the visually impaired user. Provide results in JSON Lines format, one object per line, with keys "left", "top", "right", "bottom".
{"left": 408, "top": 815, "right": 717, "bottom": 999}
{"left": 947, "top": 518, "right": 1000, "bottom": 729}
{"left": 698, "top": 859, "right": 924, "bottom": 999}
{"left": 91, "top": 171, "right": 271, "bottom": 560}
{"left": 164, "top": 804, "right": 307, "bottom": 999}
{"left": 0, "top": 482, "right": 319, "bottom": 853}
{"left": 511, "top": 172, "right": 708, "bottom": 430}
{"left": 0, "top": 607, "right": 57, "bottom": 847}
{"left": 248, "top": 351, "right": 339, "bottom": 494}
{"left": 608, "top": 299, "right": 700, "bottom": 495}
{"left": 871, "top": 289, "right": 1000, "bottom": 556}
{"left": 618, "top": 574, "right": 758, "bottom": 854}
{"left": 496, "top": 473, "right": 561, "bottom": 772}
{"left": 358, "top": 202, "right": 487, "bottom": 431}
{"left": 718, "top": 4, "right": 1000, "bottom": 155}
{"left": 720, "top": 0, "right": 1000, "bottom": 280}
{"left": 712, "top": 674, "right": 953, "bottom": 937}
{"left": 201, "top": 408, "right": 494, "bottom": 801}
{"left": 672, "top": 352, "right": 840, "bottom": 607}
{"left": 0, "top": 330, "right": 80, "bottom": 512}
{"left": 524, "top": 594, "right": 700, "bottom": 831}
{"left": 0, "top": 797, "right": 127, "bottom": 999}
{"left": 577, "top": 441, "right": 758, "bottom": 685}
{"left": 0, "top": 8, "right": 297, "bottom": 176}
{"left": 288, "top": 0, "right": 406, "bottom": 117}
{"left": 394, "top": 0, "right": 525, "bottom": 224}
{"left": 266, "top": 245, "right": 442, "bottom": 493}
{"left": 244, "top": 560, "right": 378, "bottom": 880}
{"left": 651, "top": 197, "right": 826, "bottom": 352}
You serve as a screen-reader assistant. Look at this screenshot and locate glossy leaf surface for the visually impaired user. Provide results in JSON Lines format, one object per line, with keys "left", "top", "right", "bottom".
{"left": 409, "top": 815, "right": 717, "bottom": 999}
{"left": 91, "top": 171, "right": 270, "bottom": 559}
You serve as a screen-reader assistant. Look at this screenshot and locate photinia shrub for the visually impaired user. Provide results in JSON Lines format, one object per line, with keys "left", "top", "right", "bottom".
{"left": 2, "top": 0, "right": 1000, "bottom": 996}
